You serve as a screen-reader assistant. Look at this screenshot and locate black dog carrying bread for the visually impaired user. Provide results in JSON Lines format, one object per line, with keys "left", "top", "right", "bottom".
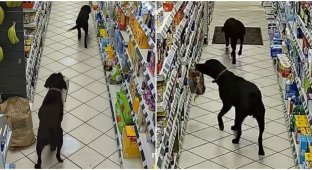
{"left": 68, "top": 5, "right": 91, "bottom": 48}
{"left": 222, "top": 18, "right": 246, "bottom": 64}
{"left": 196, "top": 59, "right": 265, "bottom": 155}
{"left": 35, "top": 73, "right": 67, "bottom": 169}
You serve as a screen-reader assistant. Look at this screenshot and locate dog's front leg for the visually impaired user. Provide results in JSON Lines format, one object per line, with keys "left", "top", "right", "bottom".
{"left": 218, "top": 104, "right": 232, "bottom": 131}
{"left": 238, "top": 36, "right": 244, "bottom": 56}
{"left": 83, "top": 26, "right": 88, "bottom": 48}
{"left": 231, "top": 38, "right": 237, "bottom": 64}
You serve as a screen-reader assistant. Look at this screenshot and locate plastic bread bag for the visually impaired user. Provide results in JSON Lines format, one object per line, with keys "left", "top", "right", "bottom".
{"left": 189, "top": 69, "right": 206, "bottom": 100}
{"left": 62, "top": 76, "right": 69, "bottom": 103}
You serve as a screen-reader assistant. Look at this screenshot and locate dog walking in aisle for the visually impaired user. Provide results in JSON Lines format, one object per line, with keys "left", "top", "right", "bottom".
{"left": 222, "top": 18, "right": 246, "bottom": 64}
{"left": 35, "top": 73, "right": 67, "bottom": 169}
{"left": 68, "top": 5, "right": 91, "bottom": 48}
{"left": 196, "top": 59, "right": 265, "bottom": 155}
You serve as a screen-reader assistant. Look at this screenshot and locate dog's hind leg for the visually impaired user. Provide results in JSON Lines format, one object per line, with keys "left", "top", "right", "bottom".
{"left": 225, "top": 33, "right": 230, "bottom": 48}
{"left": 231, "top": 38, "right": 237, "bottom": 64}
{"left": 35, "top": 142, "right": 44, "bottom": 169}
{"left": 78, "top": 27, "right": 81, "bottom": 39}
{"left": 83, "top": 26, "right": 88, "bottom": 48}
{"left": 238, "top": 36, "right": 244, "bottom": 56}
{"left": 256, "top": 115, "right": 265, "bottom": 155}
{"left": 56, "top": 128, "right": 64, "bottom": 163}
{"left": 232, "top": 114, "right": 246, "bottom": 144}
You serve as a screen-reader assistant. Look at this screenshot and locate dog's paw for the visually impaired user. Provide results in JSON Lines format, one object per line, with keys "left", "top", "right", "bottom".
{"left": 84, "top": 44, "right": 88, "bottom": 48}
{"left": 218, "top": 124, "right": 224, "bottom": 131}
{"left": 34, "top": 164, "right": 41, "bottom": 169}
{"left": 231, "top": 125, "right": 237, "bottom": 130}
{"left": 238, "top": 51, "right": 242, "bottom": 56}
{"left": 232, "top": 60, "right": 236, "bottom": 64}
{"left": 232, "top": 138, "right": 239, "bottom": 144}
{"left": 78, "top": 36, "right": 81, "bottom": 39}
{"left": 258, "top": 150, "right": 265, "bottom": 156}
{"left": 225, "top": 45, "right": 229, "bottom": 49}
{"left": 57, "top": 156, "right": 64, "bottom": 163}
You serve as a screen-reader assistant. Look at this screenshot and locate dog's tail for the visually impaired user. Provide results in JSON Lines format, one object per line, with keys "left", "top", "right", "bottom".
{"left": 68, "top": 25, "right": 78, "bottom": 31}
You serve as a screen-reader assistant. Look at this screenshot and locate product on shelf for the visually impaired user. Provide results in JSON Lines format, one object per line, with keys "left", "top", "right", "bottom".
{"left": 7, "top": 22, "right": 19, "bottom": 45}
{"left": 189, "top": 69, "right": 206, "bottom": 95}
{"left": 6, "top": 1, "right": 21, "bottom": 8}
{"left": 0, "top": 6, "right": 4, "bottom": 25}
{"left": 122, "top": 125, "right": 140, "bottom": 158}
{"left": 0, "top": 47, "right": 3, "bottom": 62}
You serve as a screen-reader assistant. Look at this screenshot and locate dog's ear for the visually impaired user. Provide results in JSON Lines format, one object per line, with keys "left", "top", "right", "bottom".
{"left": 44, "top": 74, "right": 54, "bottom": 88}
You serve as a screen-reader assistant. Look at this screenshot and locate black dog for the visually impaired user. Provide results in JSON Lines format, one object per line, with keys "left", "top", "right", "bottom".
{"left": 35, "top": 73, "right": 67, "bottom": 169}
{"left": 196, "top": 59, "right": 265, "bottom": 155}
{"left": 222, "top": 18, "right": 246, "bottom": 64}
{"left": 68, "top": 5, "right": 91, "bottom": 48}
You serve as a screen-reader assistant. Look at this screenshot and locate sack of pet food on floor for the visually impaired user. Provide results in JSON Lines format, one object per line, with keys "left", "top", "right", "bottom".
{"left": 0, "top": 97, "right": 36, "bottom": 150}
{"left": 189, "top": 69, "right": 206, "bottom": 95}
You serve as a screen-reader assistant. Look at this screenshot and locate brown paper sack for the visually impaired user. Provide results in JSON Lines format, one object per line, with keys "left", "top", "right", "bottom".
{"left": 0, "top": 97, "right": 36, "bottom": 150}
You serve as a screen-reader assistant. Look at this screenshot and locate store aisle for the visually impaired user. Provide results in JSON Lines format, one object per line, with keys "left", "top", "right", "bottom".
{"left": 178, "top": 2, "right": 296, "bottom": 169}
{"left": 7, "top": 2, "right": 120, "bottom": 169}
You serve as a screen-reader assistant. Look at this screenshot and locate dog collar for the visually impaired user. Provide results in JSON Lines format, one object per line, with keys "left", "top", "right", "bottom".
{"left": 49, "top": 88, "right": 62, "bottom": 93}
{"left": 212, "top": 69, "right": 227, "bottom": 83}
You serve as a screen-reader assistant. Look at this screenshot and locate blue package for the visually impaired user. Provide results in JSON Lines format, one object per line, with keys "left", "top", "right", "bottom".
{"left": 299, "top": 136, "right": 308, "bottom": 164}
{"left": 270, "top": 45, "right": 283, "bottom": 58}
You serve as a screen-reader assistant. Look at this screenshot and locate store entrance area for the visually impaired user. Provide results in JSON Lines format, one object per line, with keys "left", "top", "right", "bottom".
{"left": 6, "top": 1, "right": 120, "bottom": 169}
{"left": 178, "top": 1, "right": 296, "bottom": 169}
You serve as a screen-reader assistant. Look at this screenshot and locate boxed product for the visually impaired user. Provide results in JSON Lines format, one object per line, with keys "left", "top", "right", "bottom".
{"left": 122, "top": 125, "right": 140, "bottom": 158}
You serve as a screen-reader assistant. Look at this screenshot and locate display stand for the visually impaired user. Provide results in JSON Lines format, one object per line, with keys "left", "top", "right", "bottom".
{"left": 156, "top": 2, "right": 214, "bottom": 169}
{"left": 0, "top": 114, "right": 12, "bottom": 169}
{"left": 92, "top": 1, "right": 155, "bottom": 169}
{"left": 0, "top": 2, "right": 26, "bottom": 101}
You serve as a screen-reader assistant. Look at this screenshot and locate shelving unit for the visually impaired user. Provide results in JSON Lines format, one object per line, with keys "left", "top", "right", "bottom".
{"left": 23, "top": 2, "right": 52, "bottom": 102}
{"left": 92, "top": 1, "right": 155, "bottom": 169}
{"left": 0, "top": 114, "right": 13, "bottom": 169}
{"left": 0, "top": 2, "right": 26, "bottom": 101}
{"left": 265, "top": 1, "right": 312, "bottom": 169}
{"left": 156, "top": 2, "right": 214, "bottom": 169}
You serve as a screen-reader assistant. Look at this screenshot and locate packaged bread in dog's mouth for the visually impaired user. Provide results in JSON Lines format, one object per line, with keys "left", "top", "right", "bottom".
{"left": 189, "top": 69, "right": 206, "bottom": 95}
{"left": 62, "top": 76, "right": 69, "bottom": 103}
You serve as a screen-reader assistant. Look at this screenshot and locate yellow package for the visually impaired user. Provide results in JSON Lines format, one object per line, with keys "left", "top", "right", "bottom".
{"left": 133, "top": 97, "right": 140, "bottom": 113}
{"left": 295, "top": 115, "right": 307, "bottom": 121}
{"left": 136, "top": 30, "right": 150, "bottom": 49}
{"left": 128, "top": 40, "right": 136, "bottom": 60}
{"left": 296, "top": 121, "right": 309, "bottom": 128}
{"left": 99, "top": 29, "right": 108, "bottom": 38}
{"left": 305, "top": 153, "right": 312, "bottom": 161}
{"left": 307, "top": 128, "right": 312, "bottom": 135}
{"left": 105, "top": 45, "right": 114, "bottom": 58}
{"left": 122, "top": 125, "right": 140, "bottom": 158}
{"left": 310, "top": 146, "right": 312, "bottom": 153}
{"left": 300, "top": 128, "right": 307, "bottom": 135}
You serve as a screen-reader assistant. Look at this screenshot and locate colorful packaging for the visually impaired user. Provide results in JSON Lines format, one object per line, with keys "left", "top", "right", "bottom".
{"left": 122, "top": 126, "right": 140, "bottom": 158}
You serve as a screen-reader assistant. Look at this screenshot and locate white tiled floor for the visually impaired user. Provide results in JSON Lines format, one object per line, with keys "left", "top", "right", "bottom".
{"left": 178, "top": 2, "right": 297, "bottom": 169}
{"left": 7, "top": 2, "right": 120, "bottom": 169}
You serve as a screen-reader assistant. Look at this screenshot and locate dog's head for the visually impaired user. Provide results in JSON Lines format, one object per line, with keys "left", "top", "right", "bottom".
{"left": 82, "top": 5, "right": 91, "bottom": 14}
{"left": 196, "top": 59, "right": 226, "bottom": 79}
{"left": 44, "top": 73, "right": 67, "bottom": 90}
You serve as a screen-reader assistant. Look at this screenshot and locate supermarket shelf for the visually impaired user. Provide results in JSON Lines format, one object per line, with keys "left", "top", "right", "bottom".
{"left": 124, "top": 48, "right": 155, "bottom": 143}
{"left": 93, "top": 2, "right": 155, "bottom": 168}
{"left": 126, "top": 26, "right": 156, "bottom": 98}
{"left": 117, "top": 2, "right": 156, "bottom": 53}
{"left": 108, "top": 84, "right": 144, "bottom": 169}
{"left": 295, "top": 14, "right": 312, "bottom": 45}
{"left": 23, "top": 2, "right": 39, "bottom": 13}
{"left": 278, "top": 76, "right": 301, "bottom": 168}
{"left": 156, "top": 1, "right": 183, "bottom": 39}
